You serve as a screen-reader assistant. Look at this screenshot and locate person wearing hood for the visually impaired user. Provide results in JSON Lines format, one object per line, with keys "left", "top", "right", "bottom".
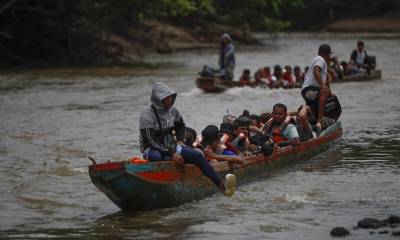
{"left": 139, "top": 82, "right": 236, "bottom": 197}
{"left": 218, "top": 33, "right": 236, "bottom": 80}
{"left": 198, "top": 33, "right": 235, "bottom": 80}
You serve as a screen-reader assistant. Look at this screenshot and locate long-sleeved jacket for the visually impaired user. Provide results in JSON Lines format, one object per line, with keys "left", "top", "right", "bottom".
{"left": 139, "top": 82, "right": 185, "bottom": 157}
{"left": 218, "top": 33, "right": 235, "bottom": 80}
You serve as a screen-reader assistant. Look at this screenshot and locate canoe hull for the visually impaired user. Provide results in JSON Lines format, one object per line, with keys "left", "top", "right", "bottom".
{"left": 196, "top": 70, "right": 382, "bottom": 93}
{"left": 335, "top": 69, "right": 382, "bottom": 83}
{"left": 196, "top": 77, "right": 260, "bottom": 93}
{"left": 89, "top": 122, "right": 342, "bottom": 212}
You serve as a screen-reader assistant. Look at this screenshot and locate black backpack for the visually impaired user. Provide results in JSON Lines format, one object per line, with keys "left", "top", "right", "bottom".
{"left": 364, "top": 56, "right": 376, "bottom": 69}
{"left": 325, "top": 95, "right": 342, "bottom": 121}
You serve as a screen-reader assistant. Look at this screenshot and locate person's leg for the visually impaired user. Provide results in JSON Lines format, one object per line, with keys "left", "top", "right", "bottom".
{"left": 318, "top": 87, "right": 331, "bottom": 121}
{"left": 180, "top": 145, "right": 221, "bottom": 187}
{"left": 144, "top": 149, "right": 164, "bottom": 162}
{"left": 222, "top": 149, "right": 237, "bottom": 156}
{"left": 297, "top": 106, "right": 309, "bottom": 130}
{"left": 296, "top": 124, "right": 313, "bottom": 142}
{"left": 302, "top": 87, "right": 320, "bottom": 120}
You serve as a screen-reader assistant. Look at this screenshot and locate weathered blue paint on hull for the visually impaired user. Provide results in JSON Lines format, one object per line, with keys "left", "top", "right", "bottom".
{"left": 89, "top": 122, "right": 342, "bottom": 212}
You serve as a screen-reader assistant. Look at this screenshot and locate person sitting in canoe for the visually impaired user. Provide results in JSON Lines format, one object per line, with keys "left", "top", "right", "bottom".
{"left": 249, "top": 114, "right": 264, "bottom": 137}
{"left": 230, "top": 116, "right": 258, "bottom": 152}
{"left": 293, "top": 66, "right": 304, "bottom": 88}
{"left": 282, "top": 65, "right": 295, "bottom": 88}
{"left": 139, "top": 82, "right": 236, "bottom": 197}
{"left": 301, "top": 44, "right": 337, "bottom": 123}
{"left": 259, "top": 112, "right": 272, "bottom": 125}
{"left": 330, "top": 56, "right": 344, "bottom": 81}
{"left": 271, "top": 64, "right": 284, "bottom": 88}
{"left": 262, "top": 103, "right": 300, "bottom": 147}
{"left": 340, "top": 60, "right": 360, "bottom": 76}
{"left": 239, "top": 69, "right": 251, "bottom": 85}
{"left": 183, "top": 127, "right": 198, "bottom": 147}
{"left": 350, "top": 40, "right": 376, "bottom": 71}
{"left": 219, "top": 122, "right": 241, "bottom": 156}
{"left": 289, "top": 105, "right": 315, "bottom": 141}
{"left": 254, "top": 66, "right": 272, "bottom": 87}
{"left": 199, "top": 125, "right": 244, "bottom": 164}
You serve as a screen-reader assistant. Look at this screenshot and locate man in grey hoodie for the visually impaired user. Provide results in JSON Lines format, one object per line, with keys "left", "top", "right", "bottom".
{"left": 139, "top": 82, "right": 236, "bottom": 197}
{"left": 218, "top": 33, "right": 236, "bottom": 80}
{"left": 199, "top": 33, "right": 235, "bottom": 80}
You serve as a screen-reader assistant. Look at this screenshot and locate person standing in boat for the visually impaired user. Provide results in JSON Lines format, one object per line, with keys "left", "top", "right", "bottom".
{"left": 199, "top": 33, "right": 235, "bottom": 80}
{"left": 301, "top": 44, "right": 335, "bottom": 122}
{"left": 139, "top": 82, "right": 236, "bottom": 197}
{"left": 218, "top": 33, "right": 236, "bottom": 80}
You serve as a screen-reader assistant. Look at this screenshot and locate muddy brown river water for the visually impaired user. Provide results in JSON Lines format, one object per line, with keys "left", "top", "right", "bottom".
{"left": 0, "top": 33, "right": 399, "bottom": 239}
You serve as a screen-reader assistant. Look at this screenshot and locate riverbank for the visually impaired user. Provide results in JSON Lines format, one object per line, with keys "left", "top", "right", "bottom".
{"left": 326, "top": 16, "right": 400, "bottom": 32}
{"left": 325, "top": 7, "right": 400, "bottom": 32}
{"left": 1, "top": 34, "right": 399, "bottom": 240}
{"left": 0, "top": 20, "right": 258, "bottom": 70}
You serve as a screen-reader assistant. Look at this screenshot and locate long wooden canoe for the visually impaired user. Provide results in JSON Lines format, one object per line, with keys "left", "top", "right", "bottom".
{"left": 89, "top": 122, "right": 342, "bottom": 212}
{"left": 196, "top": 69, "right": 382, "bottom": 93}
{"left": 333, "top": 69, "right": 382, "bottom": 83}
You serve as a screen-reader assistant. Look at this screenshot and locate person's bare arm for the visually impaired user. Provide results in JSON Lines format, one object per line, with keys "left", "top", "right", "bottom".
{"left": 313, "top": 66, "right": 325, "bottom": 87}
{"left": 278, "top": 137, "right": 300, "bottom": 147}
{"left": 204, "top": 147, "right": 243, "bottom": 164}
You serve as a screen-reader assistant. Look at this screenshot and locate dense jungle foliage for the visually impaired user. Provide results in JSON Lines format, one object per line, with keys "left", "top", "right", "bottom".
{"left": 0, "top": 0, "right": 398, "bottom": 67}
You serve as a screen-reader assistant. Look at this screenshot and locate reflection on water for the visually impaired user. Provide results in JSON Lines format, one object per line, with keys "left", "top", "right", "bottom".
{"left": 0, "top": 33, "right": 400, "bottom": 239}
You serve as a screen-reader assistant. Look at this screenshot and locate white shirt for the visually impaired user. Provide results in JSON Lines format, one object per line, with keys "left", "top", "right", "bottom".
{"left": 302, "top": 56, "right": 327, "bottom": 89}
{"left": 356, "top": 51, "right": 366, "bottom": 65}
{"left": 282, "top": 124, "right": 299, "bottom": 139}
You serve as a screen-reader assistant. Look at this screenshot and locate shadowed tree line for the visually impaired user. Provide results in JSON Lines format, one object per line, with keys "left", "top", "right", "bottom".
{"left": 283, "top": 0, "right": 400, "bottom": 30}
{"left": 0, "top": 0, "right": 398, "bottom": 67}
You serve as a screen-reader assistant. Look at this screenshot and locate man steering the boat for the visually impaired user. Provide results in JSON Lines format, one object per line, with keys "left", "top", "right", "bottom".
{"left": 139, "top": 82, "right": 236, "bottom": 197}
{"left": 301, "top": 44, "right": 336, "bottom": 123}
{"left": 199, "top": 33, "right": 235, "bottom": 80}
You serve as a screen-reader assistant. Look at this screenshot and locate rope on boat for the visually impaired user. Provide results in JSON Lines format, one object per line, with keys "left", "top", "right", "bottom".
{"left": 88, "top": 156, "right": 96, "bottom": 165}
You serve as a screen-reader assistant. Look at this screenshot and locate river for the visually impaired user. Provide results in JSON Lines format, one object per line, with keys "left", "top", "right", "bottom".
{"left": 0, "top": 33, "right": 399, "bottom": 239}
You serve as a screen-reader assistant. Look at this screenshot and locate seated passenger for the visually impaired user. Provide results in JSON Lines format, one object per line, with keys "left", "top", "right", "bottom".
{"left": 282, "top": 65, "right": 295, "bottom": 88}
{"left": 239, "top": 69, "right": 251, "bottom": 84}
{"left": 230, "top": 116, "right": 258, "bottom": 152}
{"left": 271, "top": 65, "right": 284, "bottom": 88}
{"left": 183, "top": 127, "right": 198, "bottom": 147}
{"left": 259, "top": 112, "right": 272, "bottom": 125}
{"left": 294, "top": 65, "right": 304, "bottom": 87}
{"left": 330, "top": 56, "right": 343, "bottom": 80}
{"left": 219, "top": 122, "right": 240, "bottom": 155}
{"left": 249, "top": 114, "right": 263, "bottom": 137}
{"left": 341, "top": 60, "right": 361, "bottom": 75}
{"left": 262, "top": 103, "right": 300, "bottom": 147}
{"left": 304, "top": 66, "right": 310, "bottom": 76}
{"left": 255, "top": 66, "right": 273, "bottom": 87}
{"left": 291, "top": 105, "right": 315, "bottom": 142}
{"left": 200, "top": 125, "right": 243, "bottom": 164}
{"left": 140, "top": 82, "right": 235, "bottom": 196}
{"left": 350, "top": 40, "right": 368, "bottom": 69}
